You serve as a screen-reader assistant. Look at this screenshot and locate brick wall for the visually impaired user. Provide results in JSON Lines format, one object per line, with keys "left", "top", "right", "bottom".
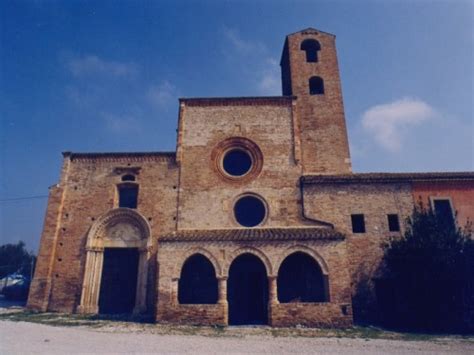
{"left": 27, "top": 153, "right": 178, "bottom": 313}
{"left": 177, "top": 99, "right": 306, "bottom": 230}
{"left": 303, "top": 182, "right": 414, "bottom": 322}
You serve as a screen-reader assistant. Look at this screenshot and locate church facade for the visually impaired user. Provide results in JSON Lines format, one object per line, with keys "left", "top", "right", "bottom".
{"left": 27, "top": 28, "right": 474, "bottom": 327}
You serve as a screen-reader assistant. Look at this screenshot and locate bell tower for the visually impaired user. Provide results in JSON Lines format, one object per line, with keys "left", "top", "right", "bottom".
{"left": 281, "top": 28, "right": 351, "bottom": 174}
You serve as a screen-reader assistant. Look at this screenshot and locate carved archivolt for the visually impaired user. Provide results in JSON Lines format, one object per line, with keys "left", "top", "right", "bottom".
{"left": 86, "top": 208, "right": 151, "bottom": 249}
{"left": 275, "top": 244, "right": 329, "bottom": 275}
{"left": 78, "top": 208, "right": 151, "bottom": 314}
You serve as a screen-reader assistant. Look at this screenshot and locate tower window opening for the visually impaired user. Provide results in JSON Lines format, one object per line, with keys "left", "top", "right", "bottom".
{"left": 300, "top": 39, "right": 321, "bottom": 63}
{"left": 309, "top": 76, "right": 325, "bottom": 95}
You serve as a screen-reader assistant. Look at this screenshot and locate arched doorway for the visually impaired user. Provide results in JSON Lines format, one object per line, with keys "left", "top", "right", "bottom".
{"left": 78, "top": 208, "right": 151, "bottom": 315}
{"left": 277, "top": 252, "right": 328, "bottom": 303}
{"left": 178, "top": 254, "right": 218, "bottom": 304}
{"left": 98, "top": 248, "right": 139, "bottom": 314}
{"left": 228, "top": 253, "right": 268, "bottom": 325}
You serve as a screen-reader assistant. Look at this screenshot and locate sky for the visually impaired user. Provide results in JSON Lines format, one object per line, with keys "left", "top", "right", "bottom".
{"left": 1, "top": 0, "right": 473, "bottom": 252}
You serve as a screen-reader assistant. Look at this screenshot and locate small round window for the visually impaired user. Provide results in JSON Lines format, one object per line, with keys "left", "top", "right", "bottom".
{"left": 222, "top": 149, "right": 252, "bottom": 176}
{"left": 234, "top": 195, "right": 267, "bottom": 227}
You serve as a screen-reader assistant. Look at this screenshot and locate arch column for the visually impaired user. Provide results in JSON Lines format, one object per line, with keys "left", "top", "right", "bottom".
{"left": 133, "top": 246, "right": 151, "bottom": 314}
{"left": 171, "top": 277, "right": 180, "bottom": 305}
{"left": 268, "top": 275, "right": 279, "bottom": 305}
{"left": 78, "top": 247, "right": 104, "bottom": 314}
{"left": 217, "top": 276, "right": 228, "bottom": 305}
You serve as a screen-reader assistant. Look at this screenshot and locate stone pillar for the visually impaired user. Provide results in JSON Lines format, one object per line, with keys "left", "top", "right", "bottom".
{"left": 171, "top": 277, "right": 180, "bottom": 305}
{"left": 217, "top": 277, "right": 228, "bottom": 305}
{"left": 133, "top": 247, "right": 149, "bottom": 314}
{"left": 268, "top": 275, "right": 278, "bottom": 304}
{"left": 78, "top": 247, "right": 104, "bottom": 314}
{"left": 268, "top": 275, "right": 278, "bottom": 326}
{"left": 218, "top": 276, "right": 228, "bottom": 325}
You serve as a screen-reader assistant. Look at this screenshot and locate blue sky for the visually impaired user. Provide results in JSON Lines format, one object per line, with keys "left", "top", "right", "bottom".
{"left": 1, "top": 0, "right": 473, "bottom": 251}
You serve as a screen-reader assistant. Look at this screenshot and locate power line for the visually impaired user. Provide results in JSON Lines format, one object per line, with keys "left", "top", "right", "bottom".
{"left": 0, "top": 195, "right": 48, "bottom": 202}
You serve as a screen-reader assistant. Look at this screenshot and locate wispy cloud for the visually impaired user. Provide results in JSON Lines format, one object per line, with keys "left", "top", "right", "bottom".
{"left": 361, "top": 98, "right": 436, "bottom": 152}
{"left": 147, "top": 81, "right": 178, "bottom": 108}
{"left": 101, "top": 112, "right": 143, "bottom": 134}
{"left": 66, "top": 55, "right": 139, "bottom": 79}
{"left": 222, "top": 28, "right": 280, "bottom": 96}
{"left": 257, "top": 58, "right": 280, "bottom": 95}
{"left": 223, "top": 27, "right": 266, "bottom": 55}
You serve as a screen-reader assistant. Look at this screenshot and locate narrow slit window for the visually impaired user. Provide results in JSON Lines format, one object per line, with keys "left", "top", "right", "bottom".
{"left": 387, "top": 214, "right": 400, "bottom": 232}
{"left": 118, "top": 185, "right": 138, "bottom": 209}
{"left": 351, "top": 214, "right": 366, "bottom": 233}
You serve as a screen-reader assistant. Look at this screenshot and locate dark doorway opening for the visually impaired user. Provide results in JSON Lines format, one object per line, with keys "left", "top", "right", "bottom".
{"left": 228, "top": 253, "right": 268, "bottom": 325}
{"left": 178, "top": 254, "right": 218, "bottom": 304}
{"left": 277, "top": 252, "right": 328, "bottom": 303}
{"left": 98, "top": 248, "right": 139, "bottom": 314}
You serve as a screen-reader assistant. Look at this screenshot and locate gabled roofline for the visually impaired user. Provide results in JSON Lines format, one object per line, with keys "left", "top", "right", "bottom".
{"left": 285, "top": 27, "right": 336, "bottom": 38}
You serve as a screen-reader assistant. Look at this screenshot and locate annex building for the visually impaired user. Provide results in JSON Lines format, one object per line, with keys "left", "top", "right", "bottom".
{"left": 27, "top": 28, "right": 474, "bottom": 327}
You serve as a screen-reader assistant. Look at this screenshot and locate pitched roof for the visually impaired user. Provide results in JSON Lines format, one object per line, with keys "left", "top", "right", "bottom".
{"left": 159, "top": 227, "right": 344, "bottom": 243}
{"left": 302, "top": 172, "right": 474, "bottom": 184}
{"left": 286, "top": 27, "right": 336, "bottom": 38}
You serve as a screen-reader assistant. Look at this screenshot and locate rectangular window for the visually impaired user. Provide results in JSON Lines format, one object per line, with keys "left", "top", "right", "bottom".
{"left": 119, "top": 185, "right": 138, "bottom": 209}
{"left": 433, "top": 199, "right": 454, "bottom": 226}
{"left": 387, "top": 214, "right": 400, "bottom": 232}
{"left": 351, "top": 214, "right": 366, "bottom": 233}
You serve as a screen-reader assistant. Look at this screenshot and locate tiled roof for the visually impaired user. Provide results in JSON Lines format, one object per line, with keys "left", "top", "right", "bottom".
{"left": 302, "top": 172, "right": 474, "bottom": 184}
{"left": 159, "top": 227, "right": 344, "bottom": 242}
{"left": 179, "top": 96, "right": 296, "bottom": 106}
{"left": 63, "top": 151, "right": 176, "bottom": 160}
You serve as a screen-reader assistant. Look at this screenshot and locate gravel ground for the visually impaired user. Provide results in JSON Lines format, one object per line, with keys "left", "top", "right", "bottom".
{"left": 1, "top": 320, "right": 473, "bottom": 354}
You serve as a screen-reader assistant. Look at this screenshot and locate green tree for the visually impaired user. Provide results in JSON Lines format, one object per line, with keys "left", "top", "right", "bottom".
{"left": 380, "top": 202, "right": 473, "bottom": 333}
{"left": 0, "top": 241, "right": 36, "bottom": 279}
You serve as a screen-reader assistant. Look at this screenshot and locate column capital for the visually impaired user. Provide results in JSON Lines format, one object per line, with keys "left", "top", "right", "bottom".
{"left": 85, "top": 246, "right": 104, "bottom": 252}
{"left": 217, "top": 276, "right": 228, "bottom": 281}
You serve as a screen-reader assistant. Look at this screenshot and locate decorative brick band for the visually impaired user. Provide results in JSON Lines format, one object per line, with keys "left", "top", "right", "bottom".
{"left": 179, "top": 96, "right": 296, "bottom": 107}
{"left": 63, "top": 151, "right": 176, "bottom": 163}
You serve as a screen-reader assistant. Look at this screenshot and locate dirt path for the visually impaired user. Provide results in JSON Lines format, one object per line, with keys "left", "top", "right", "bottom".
{"left": 1, "top": 320, "right": 473, "bottom": 354}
